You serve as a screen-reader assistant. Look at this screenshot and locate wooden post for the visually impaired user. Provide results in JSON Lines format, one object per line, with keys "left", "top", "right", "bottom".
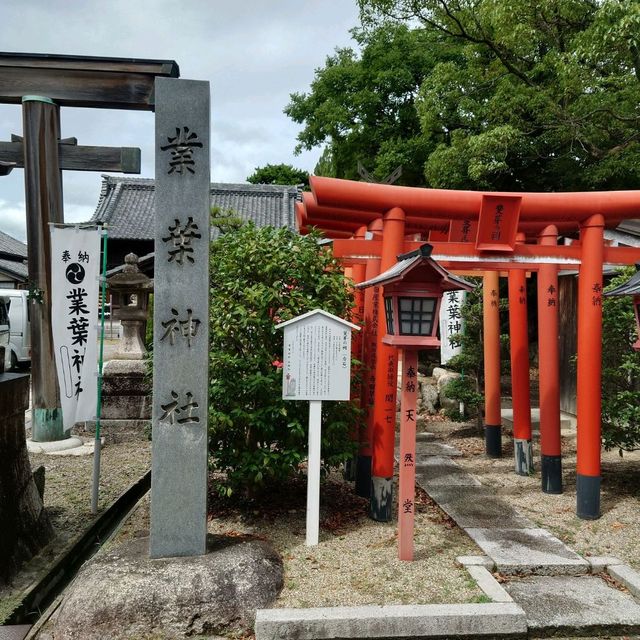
{"left": 307, "top": 400, "right": 322, "bottom": 546}
{"left": 22, "top": 96, "right": 64, "bottom": 442}
{"left": 398, "top": 349, "right": 418, "bottom": 561}
{"left": 537, "top": 226, "right": 562, "bottom": 493}
{"left": 576, "top": 214, "right": 604, "bottom": 519}
{"left": 483, "top": 271, "right": 502, "bottom": 457}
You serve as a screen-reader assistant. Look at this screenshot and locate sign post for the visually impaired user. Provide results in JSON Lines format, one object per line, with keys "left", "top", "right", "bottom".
{"left": 276, "top": 309, "right": 359, "bottom": 546}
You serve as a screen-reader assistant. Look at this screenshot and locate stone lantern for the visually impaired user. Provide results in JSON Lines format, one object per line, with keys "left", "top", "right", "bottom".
{"left": 99, "top": 253, "right": 153, "bottom": 435}
{"left": 107, "top": 253, "right": 153, "bottom": 359}
{"left": 358, "top": 243, "right": 473, "bottom": 561}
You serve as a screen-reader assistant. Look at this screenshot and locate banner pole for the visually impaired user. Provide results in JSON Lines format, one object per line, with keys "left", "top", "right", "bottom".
{"left": 91, "top": 226, "right": 108, "bottom": 514}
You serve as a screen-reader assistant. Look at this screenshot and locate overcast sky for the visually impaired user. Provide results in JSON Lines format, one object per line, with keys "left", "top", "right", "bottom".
{"left": 0, "top": 0, "right": 361, "bottom": 241}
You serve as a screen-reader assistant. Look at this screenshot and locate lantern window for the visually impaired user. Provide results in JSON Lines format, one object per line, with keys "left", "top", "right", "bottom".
{"left": 384, "top": 297, "right": 395, "bottom": 335}
{"left": 399, "top": 297, "right": 436, "bottom": 336}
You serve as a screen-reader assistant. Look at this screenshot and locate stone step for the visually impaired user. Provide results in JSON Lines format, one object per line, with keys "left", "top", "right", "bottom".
{"left": 500, "top": 408, "right": 575, "bottom": 437}
{"left": 505, "top": 575, "right": 640, "bottom": 634}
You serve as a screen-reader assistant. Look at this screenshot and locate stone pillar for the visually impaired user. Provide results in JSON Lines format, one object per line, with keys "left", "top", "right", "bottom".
{"left": 150, "top": 78, "right": 210, "bottom": 558}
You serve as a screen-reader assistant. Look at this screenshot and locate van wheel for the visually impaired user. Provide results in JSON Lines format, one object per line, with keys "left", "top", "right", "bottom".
{"left": 10, "top": 351, "right": 18, "bottom": 371}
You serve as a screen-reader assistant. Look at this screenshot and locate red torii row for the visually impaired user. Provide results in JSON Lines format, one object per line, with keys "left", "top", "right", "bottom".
{"left": 299, "top": 176, "right": 640, "bottom": 521}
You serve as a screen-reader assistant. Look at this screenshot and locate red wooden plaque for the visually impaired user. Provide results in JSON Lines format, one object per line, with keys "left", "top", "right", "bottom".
{"left": 476, "top": 195, "right": 522, "bottom": 251}
{"left": 449, "top": 218, "right": 478, "bottom": 243}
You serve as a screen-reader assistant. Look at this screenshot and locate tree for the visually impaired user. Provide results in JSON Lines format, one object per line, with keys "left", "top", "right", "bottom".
{"left": 286, "top": 23, "right": 461, "bottom": 185}
{"left": 208, "top": 223, "right": 359, "bottom": 497}
{"left": 246, "top": 163, "right": 309, "bottom": 188}
{"left": 357, "top": 0, "right": 640, "bottom": 191}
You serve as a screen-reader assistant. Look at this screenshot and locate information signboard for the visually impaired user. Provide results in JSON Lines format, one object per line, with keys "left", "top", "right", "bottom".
{"left": 279, "top": 310, "right": 357, "bottom": 402}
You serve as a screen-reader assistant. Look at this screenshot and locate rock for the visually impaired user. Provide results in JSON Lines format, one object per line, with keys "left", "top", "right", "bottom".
{"left": 419, "top": 376, "right": 439, "bottom": 414}
{"left": 52, "top": 534, "right": 284, "bottom": 639}
{"left": 439, "top": 373, "right": 461, "bottom": 411}
{"left": 436, "top": 371, "right": 461, "bottom": 393}
{"left": 431, "top": 367, "right": 449, "bottom": 382}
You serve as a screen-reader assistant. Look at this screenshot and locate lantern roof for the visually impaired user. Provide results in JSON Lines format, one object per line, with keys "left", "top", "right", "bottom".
{"left": 357, "top": 244, "right": 475, "bottom": 292}
{"left": 604, "top": 265, "right": 640, "bottom": 297}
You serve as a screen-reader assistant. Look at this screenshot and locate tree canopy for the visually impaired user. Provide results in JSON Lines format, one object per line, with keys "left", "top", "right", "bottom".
{"left": 286, "top": 23, "right": 459, "bottom": 185}
{"left": 246, "top": 163, "right": 309, "bottom": 188}
{"left": 288, "top": 0, "right": 640, "bottom": 191}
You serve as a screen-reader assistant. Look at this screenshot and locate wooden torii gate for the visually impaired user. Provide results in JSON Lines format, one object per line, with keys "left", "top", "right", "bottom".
{"left": 0, "top": 53, "right": 178, "bottom": 441}
{"left": 300, "top": 176, "right": 640, "bottom": 521}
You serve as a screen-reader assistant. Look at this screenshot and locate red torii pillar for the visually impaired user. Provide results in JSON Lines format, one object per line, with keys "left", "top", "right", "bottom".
{"left": 537, "top": 225, "right": 562, "bottom": 493}
{"left": 508, "top": 233, "right": 533, "bottom": 474}
{"left": 576, "top": 214, "right": 604, "bottom": 519}
{"left": 483, "top": 271, "right": 502, "bottom": 457}
{"left": 370, "top": 207, "right": 405, "bottom": 521}
{"left": 355, "top": 220, "right": 383, "bottom": 498}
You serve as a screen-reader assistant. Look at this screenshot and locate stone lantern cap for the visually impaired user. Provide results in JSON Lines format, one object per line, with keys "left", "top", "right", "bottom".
{"left": 107, "top": 253, "right": 154, "bottom": 293}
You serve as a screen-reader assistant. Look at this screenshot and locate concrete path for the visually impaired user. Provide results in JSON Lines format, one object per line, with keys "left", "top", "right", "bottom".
{"left": 415, "top": 434, "right": 640, "bottom": 636}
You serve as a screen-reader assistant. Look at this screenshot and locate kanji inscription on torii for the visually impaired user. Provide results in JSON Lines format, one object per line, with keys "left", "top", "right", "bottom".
{"left": 150, "top": 78, "right": 210, "bottom": 559}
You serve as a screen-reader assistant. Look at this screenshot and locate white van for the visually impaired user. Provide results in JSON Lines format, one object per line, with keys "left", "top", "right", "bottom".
{"left": 0, "top": 297, "right": 9, "bottom": 372}
{"left": 0, "top": 289, "right": 31, "bottom": 369}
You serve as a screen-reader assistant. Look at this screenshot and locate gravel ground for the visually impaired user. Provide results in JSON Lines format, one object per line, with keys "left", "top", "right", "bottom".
{"left": 115, "top": 471, "right": 485, "bottom": 608}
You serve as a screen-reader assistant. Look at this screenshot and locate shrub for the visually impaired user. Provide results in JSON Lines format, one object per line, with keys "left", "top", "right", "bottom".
{"left": 602, "top": 268, "right": 640, "bottom": 453}
{"left": 208, "top": 223, "right": 360, "bottom": 497}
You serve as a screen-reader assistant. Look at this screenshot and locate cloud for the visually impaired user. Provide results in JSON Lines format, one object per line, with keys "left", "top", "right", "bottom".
{"left": 0, "top": 0, "right": 360, "bottom": 238}
{"left": 0, "top": 199, "right": 26, "bottom": 241}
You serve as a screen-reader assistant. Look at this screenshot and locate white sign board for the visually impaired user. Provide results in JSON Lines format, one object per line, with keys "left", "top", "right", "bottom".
{"left": 279, "top": 310, "right": 357, "bottom": 402}
{"left": 440, "top": 290, "right": 465, "bottom": 364}
{"left": 50, "top": 226, "right": 102, "bottom": 433}
{"left": 276, "top": 309, "right": 360, "bottom": 546}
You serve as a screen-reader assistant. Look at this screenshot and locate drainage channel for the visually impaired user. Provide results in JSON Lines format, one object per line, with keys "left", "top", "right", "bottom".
{"left": 4, "top": 469, "right": 151, "bottom": 631}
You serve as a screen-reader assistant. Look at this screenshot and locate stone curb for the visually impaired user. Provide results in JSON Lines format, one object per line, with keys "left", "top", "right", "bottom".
{"left": 586, "top": 556, "right": 622, "bottom": 574}
{"left": 607, "top": 564, "right": 640, "bottom": 599}
{"left": 255, "top": 602, "right": 527, "bottom": 639}
{"left": 466, "top": 566, "right": 513, "bottom": 603}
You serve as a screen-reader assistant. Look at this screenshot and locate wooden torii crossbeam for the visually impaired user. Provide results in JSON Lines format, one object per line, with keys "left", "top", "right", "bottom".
{"left": 0, "top": 52, "right": 179, "bottom": 442}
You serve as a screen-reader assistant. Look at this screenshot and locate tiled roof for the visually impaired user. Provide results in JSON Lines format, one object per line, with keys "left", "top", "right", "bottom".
{"left": 0, "top": 230, "right": 28, "bottom": 280}
{"left": 91, "top": 175, "right": 300, "bottom": 240}
{"left": 0, "top": 230, "right": 27, "bottom": 257}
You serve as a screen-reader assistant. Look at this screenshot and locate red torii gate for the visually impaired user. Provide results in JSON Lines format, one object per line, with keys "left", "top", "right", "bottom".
{"left": 300, "top": 176, "right": 640, "bottom": 521}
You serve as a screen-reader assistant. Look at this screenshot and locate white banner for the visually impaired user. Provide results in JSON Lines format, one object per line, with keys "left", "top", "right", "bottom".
{"left": 50, "top": 226, "right": 102, "bottom": 432}
{"left": 440, "top": 290, "right": 466, "bottom": 364}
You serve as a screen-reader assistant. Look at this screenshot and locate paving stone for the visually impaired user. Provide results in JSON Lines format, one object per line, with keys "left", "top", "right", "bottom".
{"left": 465, "top": 528, "right": 589, "bottom": 575}
{"left": 415, "top": 456, "right": 481, "bottom": 487}
{"left": 424, "top": 486, "right": 534, "bottom": 529}
{"left": 504, "top": 575, "right": 640, "bottom": 634}
{"left": 416, "top": 442, "right": 462, "bottom": 458}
